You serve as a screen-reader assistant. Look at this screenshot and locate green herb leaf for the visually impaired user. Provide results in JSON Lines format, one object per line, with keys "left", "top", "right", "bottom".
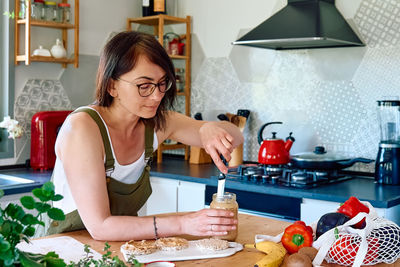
{"left": 23, "top": 226, "right": 36, "bottom": 237}
{"left": 34, "top": 202, "right": 51, "bottom": 213}
{"left": 20, "top": 196, "right": 35, "bottom": 210}
{"left": 21, "top": 214, "right": 39, "bottom": 225}
{"left": 0, "top": 247, "right": 13, "bottom": 261}
{"left": 32, "top": 188, "right": 50, "bottom": 202}
{"left": 0, "top": 239, "right": 11, "bottom": 252}
{"left": 18, "top": 250, "right": 45, "bottom": 267}
{"left": 0, "top": 220, "right": 12, "bottom": 235}
{"left": 0, "top": 190, "right": 4, "bottom": 199}
{"left": 43, "top": 251, "right": 67, "bottom": 267}
{"left": 52, "top": 194, "right": 64, "bottom": 202}
{"left": 47, "top": 207, "right": 66, "bottom": 221}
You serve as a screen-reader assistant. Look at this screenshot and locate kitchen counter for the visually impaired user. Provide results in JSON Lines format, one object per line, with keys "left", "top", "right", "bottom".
{"left": 1, "top": 156, "right": 400, "bottom": 208}
{"left": 39, "top": 213, "right": 400, "bottom": 266}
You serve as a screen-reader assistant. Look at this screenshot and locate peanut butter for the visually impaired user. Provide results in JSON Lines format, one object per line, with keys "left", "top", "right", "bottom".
{"left": 210, "top": 192, "right": 238, "bottom": 241}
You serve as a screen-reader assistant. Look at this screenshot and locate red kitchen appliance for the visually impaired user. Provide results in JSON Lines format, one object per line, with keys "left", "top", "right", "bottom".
{"left": 30, "top": 110, "right": 72, "bottom": 170}
{"left": 257, "top": 121, "right": 295, "bottom": 165}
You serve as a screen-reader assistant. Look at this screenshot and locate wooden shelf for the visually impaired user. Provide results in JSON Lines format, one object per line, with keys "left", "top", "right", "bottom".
{"left": 169, "top": 54, "right": 188, "bottom": 59}
{"left": 16, "top": 55, "right": 75, "bottom": 63}
{"left": 17, "top": 19, "right": 75, "bottom": 29}
{"left": 14, "top": 0, "right": 79, "bottom": 68}
{"left": 127, "top": 14, "right": 188, "bottom": 26}
{"left": 128, "top": 15, "right": 191, "bottom": 163}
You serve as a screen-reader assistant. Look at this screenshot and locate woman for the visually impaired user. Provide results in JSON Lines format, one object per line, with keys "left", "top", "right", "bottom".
{"left": 51, "top": 31, "right": 244, "bottom": 241}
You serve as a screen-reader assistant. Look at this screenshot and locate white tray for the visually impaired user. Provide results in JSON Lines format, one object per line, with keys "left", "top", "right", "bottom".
{"left": 121, "top": 240, "right": 243, "bottom": 263}
{"left": 17, "top": 236, "right": 102, "bottom": 263}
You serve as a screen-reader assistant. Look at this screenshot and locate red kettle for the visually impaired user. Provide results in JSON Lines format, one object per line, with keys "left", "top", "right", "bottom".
{"left": 257, "top": 122, "right": 295, "bottom": 165}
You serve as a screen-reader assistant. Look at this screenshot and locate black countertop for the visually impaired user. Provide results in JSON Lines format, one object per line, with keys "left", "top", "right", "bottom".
{"left": 1, "top": 157, "right": 400, "bottom": 208}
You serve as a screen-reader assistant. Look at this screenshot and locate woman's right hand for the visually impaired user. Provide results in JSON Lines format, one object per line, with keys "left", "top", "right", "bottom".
{"left": 179, "top": 209, "right": 237, "bottom": 236}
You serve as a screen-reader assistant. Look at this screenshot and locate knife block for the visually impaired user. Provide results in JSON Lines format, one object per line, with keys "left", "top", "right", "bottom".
{"left": 190, "top": 146, "right": 212, "bottom": 164}
{"left": 229, "top": 144, "right": 243, "bottom": 167}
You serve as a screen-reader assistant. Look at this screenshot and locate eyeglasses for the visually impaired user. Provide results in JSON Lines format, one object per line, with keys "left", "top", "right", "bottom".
{"left": 117, "top": 77, "right": 172, "bottom": 97}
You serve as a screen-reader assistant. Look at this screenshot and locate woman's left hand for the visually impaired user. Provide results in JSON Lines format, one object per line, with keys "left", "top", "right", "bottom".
{"left": 199, "top": 121, "right": 234, "bottom": 173}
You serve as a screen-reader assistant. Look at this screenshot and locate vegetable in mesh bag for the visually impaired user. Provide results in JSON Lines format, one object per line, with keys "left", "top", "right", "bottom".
{"left": 328, "top": 232, "right": 379, "bottom": 265}
{"left": 313, "top": 199, "right": 400, "bottom": 267}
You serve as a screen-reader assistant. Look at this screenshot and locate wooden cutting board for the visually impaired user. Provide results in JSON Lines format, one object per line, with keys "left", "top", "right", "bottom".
{"left": 17, "top": 236, "right": 102, "bottom": 263}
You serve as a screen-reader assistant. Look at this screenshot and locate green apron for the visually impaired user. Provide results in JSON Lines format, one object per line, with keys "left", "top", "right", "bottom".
{"left": 46, "top": 107, "right": 154, "bottom": 235}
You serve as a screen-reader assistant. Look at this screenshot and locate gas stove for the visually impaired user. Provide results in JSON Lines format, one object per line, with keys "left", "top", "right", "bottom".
{"left": 225, "top": 163, "right": 355, "bottom": 188}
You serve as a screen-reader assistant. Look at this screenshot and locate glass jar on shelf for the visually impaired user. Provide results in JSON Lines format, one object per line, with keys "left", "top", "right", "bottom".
{"left": 175, "top": 68, "right": 185, "bottom": 92}
{"left": 19, "top": 0, "right": 26, "bottom": 19}
{"left": 31, "top": 0, "right": 45, "bottom": 20}
{"left": 44, "top": 1, "right": 58, "bottom": 22}
{"left": 57, "top": 3, "right": 71, "bottom": 23}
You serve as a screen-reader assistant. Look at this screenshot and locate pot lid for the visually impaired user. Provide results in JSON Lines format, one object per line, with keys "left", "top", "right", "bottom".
{"left": 291, "top": 146, "right": 351, "bottom": 162}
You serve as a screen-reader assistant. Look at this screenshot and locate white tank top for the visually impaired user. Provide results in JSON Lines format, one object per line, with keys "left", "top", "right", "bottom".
{"left": 52, "top": 107, "right": 158, "bottom": 214}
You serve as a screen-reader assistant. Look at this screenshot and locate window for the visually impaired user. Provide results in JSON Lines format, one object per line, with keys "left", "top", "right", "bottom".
{"left": 0, "top": 0, "right": 15, "bottom": 159}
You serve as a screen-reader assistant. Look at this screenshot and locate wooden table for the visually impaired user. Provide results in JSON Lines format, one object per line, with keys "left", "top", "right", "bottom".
{"left": 44, "top": 213, "right": 400, "bottom": 266}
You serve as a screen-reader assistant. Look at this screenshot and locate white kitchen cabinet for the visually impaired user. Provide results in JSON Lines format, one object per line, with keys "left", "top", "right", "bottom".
{"left": 301, "top": 198, "right": 400, "bottom": 225}
{"left": 177, "top": 180, "right": 205, "bottom": 212}
{"left": 137, "top": 177, "right": 205, "bottom": 216}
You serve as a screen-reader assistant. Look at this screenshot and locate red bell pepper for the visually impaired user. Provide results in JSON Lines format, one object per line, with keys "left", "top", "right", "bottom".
{"left": 328, "top": 234, "right": 379, "bottom": 265}
{"left": 337, "top": 196, "right": 369, "bottom": 229}
{"left": 281, "top": 221, "right": 313, "bottom": 254}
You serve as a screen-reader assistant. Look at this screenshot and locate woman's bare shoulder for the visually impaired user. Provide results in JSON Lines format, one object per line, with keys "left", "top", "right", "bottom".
{"left": 56, "top": 111, "right": 103, "bottom": 154}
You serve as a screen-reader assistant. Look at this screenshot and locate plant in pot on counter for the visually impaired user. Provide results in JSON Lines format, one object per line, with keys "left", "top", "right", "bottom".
{"left": 0, "top": 182, "right": 141, "bottom": 266}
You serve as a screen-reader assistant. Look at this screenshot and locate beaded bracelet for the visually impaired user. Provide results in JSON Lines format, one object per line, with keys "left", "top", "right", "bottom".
{"left": 153, "top": 216, "right": 159, "bottom": 239}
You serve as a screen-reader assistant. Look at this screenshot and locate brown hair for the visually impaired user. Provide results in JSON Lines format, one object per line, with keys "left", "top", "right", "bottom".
{"left": 95, "top": 31, "right": 176, "bottom": 131}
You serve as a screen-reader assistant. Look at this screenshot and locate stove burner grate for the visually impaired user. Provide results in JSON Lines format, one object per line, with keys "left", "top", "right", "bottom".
{"left": 225, "top": 164, "right": 354, "bottom": 188}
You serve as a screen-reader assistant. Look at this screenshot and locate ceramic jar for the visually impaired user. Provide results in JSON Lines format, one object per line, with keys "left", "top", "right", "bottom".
{"left": 50, "top": 39, "right": 67, "bottom": 58}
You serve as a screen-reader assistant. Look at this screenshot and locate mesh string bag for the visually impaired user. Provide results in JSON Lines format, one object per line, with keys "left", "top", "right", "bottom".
{"left": 313, "top": 202, "right": 400, "bottom": 267}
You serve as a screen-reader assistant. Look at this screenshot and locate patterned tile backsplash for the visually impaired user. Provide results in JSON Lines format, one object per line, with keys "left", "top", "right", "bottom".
{"left": 15, "top": 79, "right": 74, "bottom": 139}
{"left": 11, "top": 0, "right": 400, "bottom": 173}
{"left": 189, "top": 0, "right": 400, "bottom": 172}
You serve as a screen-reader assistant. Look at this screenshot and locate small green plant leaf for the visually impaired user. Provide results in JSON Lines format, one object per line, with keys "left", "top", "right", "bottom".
{"left": 0, "top": 239, "right": 11, "bottom": 252}
{"left": 12, "top": 221, "right": 23, "bottom": 233}
{"left": 21, "top": 214, "right": 39, "bottom": 225}
{"left": 4, "top": 203, "right": 17, "bottom": 217}
{"left": 32, "top": 188, "right": 50, "bottom": 202}
{"left": 18, "top": 250, "right": 44, "bottom": 267}
{"left": 0, "top": 189, "right": 4, "bottom": 199}
{"left": 23, "top": 226, "right": 36, "bottom": 237}
{"left": 42, "top": 182, "right": 55, "bottom": 198}
{"left": 0, "top": 220, "right": 12, "bottom": 235}
{"left": 47, "top": 207, "right": 65, "bottom": 221}
{"left": 0, "top": 247, "right": 13, "bottom": 261}
{"left": 52, "top": 194, "right": 64, "bottom": 201}
{"left": 43, "top": 251, "right": 67, "bottom": 267}
{"left": 20, "top": 196, "right": 35, "bottom": 210}
{"left": 34, "top": 202, "right": 51, "bottom": 213}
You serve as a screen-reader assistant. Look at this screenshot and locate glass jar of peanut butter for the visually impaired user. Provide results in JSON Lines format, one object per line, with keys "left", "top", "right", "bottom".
{"left": 210, "top": 192, "right": 238, "bottom": 241}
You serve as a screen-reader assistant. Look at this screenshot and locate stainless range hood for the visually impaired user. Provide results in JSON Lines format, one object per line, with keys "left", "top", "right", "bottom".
{"left": 232, "top": 0, "right": 364, "bottom": 50}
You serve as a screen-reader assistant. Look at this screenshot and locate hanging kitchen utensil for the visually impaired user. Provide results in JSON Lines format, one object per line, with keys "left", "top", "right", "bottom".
{"left": 237, "top": 109, "right": 250, "bottom": 119}
{"left": 194, "top": 112, "right": 203, "bottom": 120}
{"left": 257, "top": 122, "right": 295, "bottom": 165}
{"left": 290, "top": 146, "right": 374, "bottom": 171}
{"left": 217, "top": 114, "right": 230, "bottom": 121}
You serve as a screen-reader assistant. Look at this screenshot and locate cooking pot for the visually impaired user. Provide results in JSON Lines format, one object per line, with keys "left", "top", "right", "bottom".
{"left": 290, "top": 146, "right": 374, "bottom": 171}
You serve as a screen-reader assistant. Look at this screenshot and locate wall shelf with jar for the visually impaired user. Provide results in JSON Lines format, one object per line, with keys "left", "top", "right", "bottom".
{"left": 127, "top": 14, "right": 191, "bottom": 163}
{"left": 14, "top": 0, "right": 79, "bottom": 68}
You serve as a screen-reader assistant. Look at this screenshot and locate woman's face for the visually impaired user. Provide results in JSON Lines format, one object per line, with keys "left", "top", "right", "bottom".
{"left": 111, "top": 55, "right": 168, "bottom": 118}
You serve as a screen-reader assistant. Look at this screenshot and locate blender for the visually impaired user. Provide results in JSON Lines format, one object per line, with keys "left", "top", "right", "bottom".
{"left": 375, "top": 100, "right": 400, "bottom": 185}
